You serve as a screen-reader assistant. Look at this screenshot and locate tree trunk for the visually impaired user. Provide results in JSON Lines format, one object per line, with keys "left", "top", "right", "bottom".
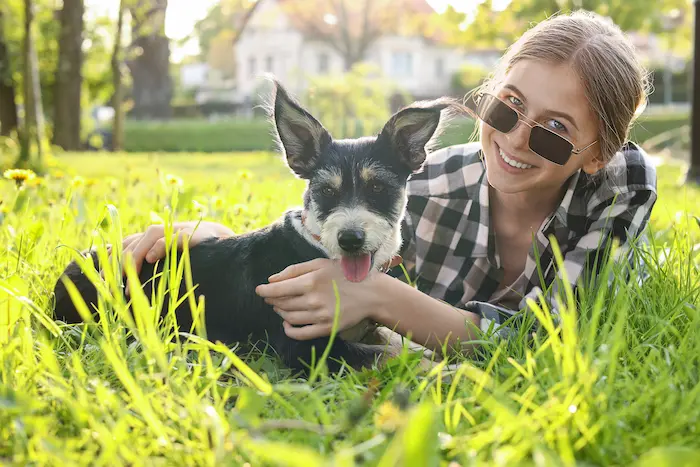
{"left": 18, "top": 0, "right": 45, "bottom": 166}
{"left": 111, "top": 0, "right": 126, "bottom": 151}
{"left": 53, "top": 0, "right": 84, "bottom": 150}
{"left": 127, "top": 0, "right": 172, "bottom": 120}
{"left": 0, "top": 6, "right": 19, "bottom": 138}
{"left": 688, "top": 0, "right": 700, "bottom": 185}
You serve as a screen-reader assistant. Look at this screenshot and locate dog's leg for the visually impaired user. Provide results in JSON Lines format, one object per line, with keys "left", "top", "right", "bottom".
{"left": 53, "top": 250, "right": 102, "bottom": 323}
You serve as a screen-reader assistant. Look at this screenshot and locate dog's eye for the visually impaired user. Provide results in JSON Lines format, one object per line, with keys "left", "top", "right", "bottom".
{"left": 370, "top": 182, "right": 384, "bottom": 193}
{"left": 321, "top": 186, "right": 336, "bottom": 197}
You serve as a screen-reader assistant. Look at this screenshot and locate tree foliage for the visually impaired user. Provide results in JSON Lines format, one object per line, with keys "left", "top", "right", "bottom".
{"left": 193, "top": 0, "right": 253, "bottom": 61}
{"left": 438, "top": 0, "right": 693, "bottom": 53}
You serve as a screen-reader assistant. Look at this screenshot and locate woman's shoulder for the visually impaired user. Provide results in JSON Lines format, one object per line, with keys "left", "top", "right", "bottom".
{"left": 407, "top": 142, "right": 486, "bottom": 198}
{"left": 593, "top": 141, "right": 658, "bottom": 195}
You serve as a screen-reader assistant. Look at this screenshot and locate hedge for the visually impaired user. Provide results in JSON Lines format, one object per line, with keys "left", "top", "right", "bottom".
{"left": 122, "top": 112, "right": 690, "bottom": 153}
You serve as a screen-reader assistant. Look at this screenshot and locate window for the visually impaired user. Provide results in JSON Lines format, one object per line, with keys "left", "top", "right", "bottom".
{"left": 435, "top": 57, "right": 444, "bottom": 77}
{"left": 265, "top": 56, "right": 273, "bottom": 72}
{"left": 391, "top": 52, "right": 413, "bottom": 77}
{"left": 318, "top": 53, "right": 329, "bottom": 74}
{"left": 249, "top": 57, "right": 256, "bottom": 78}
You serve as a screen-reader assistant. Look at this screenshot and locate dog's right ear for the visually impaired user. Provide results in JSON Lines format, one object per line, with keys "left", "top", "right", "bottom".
{"left": 272, "top": 81, "right": 332, "bottom": 178}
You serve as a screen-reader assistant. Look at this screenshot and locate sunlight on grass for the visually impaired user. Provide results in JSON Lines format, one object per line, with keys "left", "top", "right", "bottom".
{"left": 0, "top": 151, "right": 698, "bottom": 465}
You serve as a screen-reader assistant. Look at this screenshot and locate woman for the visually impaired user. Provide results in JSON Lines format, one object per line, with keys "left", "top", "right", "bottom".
{"left": 118, "top": 11, "right": 657, "bottom": 355}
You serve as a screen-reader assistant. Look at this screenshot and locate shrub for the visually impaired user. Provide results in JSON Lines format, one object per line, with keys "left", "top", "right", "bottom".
{"left": 121, "top": 112, "right": 691, "bottom": 153}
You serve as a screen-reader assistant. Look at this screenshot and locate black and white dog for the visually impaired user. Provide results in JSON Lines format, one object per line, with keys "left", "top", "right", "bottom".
{"left": 52, "top": 81, "right": 457, "bottom": 374}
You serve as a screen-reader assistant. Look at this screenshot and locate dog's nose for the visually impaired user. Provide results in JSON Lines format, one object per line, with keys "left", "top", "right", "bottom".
{"left": 338, "top": 229, "right": 365, "bottom": 253}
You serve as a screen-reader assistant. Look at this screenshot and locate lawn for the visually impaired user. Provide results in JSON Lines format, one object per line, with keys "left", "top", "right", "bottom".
{"left": 1, "top": 150, "right": 699, "bottom": 466}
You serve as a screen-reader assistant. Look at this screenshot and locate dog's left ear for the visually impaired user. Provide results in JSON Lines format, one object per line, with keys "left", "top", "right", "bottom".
{"left": 272, "top": 81, "right": 332, "bottom": 178}
{"left": 379, "top": 98, "right": 456, "bottom": 172}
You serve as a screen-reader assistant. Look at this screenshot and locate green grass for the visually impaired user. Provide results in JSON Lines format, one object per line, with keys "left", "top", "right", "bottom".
{"left": 1, "top": 150, "right": 699, "bottom": 466}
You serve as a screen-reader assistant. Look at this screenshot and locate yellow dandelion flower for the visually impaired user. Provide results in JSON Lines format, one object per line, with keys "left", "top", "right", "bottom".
{"left": 3, "top": 169, "right": 36, "bottom": 187}
{"left": 212, "top": 196, "right": 225, "bottom": 210}
{"left": 238, "top": 170, "right": 253, "bottom": 180}
{"left": 164, "top": 174, "right": 183, "bottom": 187}
{"left": 53, "top": 170, "right": 65, "bottom": 179}
{"left": 86, "top": 178, "right": 98, "bottom": 187}
{"left": 373, "top": 401, "right": 404, "bottom": 433}
{"left": 25, "top": 176, "right": 45, "bottom": 188}
{"left": 71, "top": 176, "right": 85, "bottom": 188}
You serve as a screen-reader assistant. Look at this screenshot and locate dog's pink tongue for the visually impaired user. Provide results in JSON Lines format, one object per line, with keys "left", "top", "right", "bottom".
{"left": 341, "top": 254, "right": 372, "bottom": 282}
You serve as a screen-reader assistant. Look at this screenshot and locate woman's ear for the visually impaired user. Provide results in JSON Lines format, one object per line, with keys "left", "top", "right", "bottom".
{"left": 581, "top": 147, "right": 607, "bottom": 175}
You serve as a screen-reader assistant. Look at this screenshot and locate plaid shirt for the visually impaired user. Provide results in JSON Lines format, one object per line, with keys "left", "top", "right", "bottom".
{"left": 393, "top": 141, "right": 658, "bottom": 335}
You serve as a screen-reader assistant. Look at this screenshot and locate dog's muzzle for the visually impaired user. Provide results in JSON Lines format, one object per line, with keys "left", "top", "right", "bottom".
{"left": 337, "top": 228, "right": 365, "bottom": 253}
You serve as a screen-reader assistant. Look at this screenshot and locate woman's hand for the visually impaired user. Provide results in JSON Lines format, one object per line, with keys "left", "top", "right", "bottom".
{"left": 117, "top": 221, "right": 235, "bottom": 276}
{"left": 255, "top": 258, "right": 384, "bottom": 340}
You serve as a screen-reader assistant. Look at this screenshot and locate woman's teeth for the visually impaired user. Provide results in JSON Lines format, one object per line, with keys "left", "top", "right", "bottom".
{"left": 499, "top": 148, "right": 533, "bottom": 170}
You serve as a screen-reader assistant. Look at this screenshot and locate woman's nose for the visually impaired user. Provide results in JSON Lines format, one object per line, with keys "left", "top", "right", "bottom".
{"left": 505, "top": 119, "right": 532, "bottom": 149}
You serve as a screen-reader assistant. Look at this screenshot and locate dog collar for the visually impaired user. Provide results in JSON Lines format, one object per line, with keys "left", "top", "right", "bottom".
{"left": 300, "top": 210, "right": 322, "bottom": 242}
{"left": 300, "top": 210, "right": 403, "bottom": 273}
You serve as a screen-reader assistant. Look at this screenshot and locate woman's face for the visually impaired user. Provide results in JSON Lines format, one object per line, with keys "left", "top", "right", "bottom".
{"left": 480, "top": 59, "right": 604, "bottom": 198}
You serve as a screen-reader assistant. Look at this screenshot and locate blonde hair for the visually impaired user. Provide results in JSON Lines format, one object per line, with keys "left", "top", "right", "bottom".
{"left": 473, "top": 10, "right": 650, "bottom": 165}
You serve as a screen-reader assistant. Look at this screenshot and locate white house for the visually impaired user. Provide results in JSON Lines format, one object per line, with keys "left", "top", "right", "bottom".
{"left": 179, "top": 62, "right": 210, "bottom": 90}
{"left": 232, "top": 0, "right": 501, "bottom": 105}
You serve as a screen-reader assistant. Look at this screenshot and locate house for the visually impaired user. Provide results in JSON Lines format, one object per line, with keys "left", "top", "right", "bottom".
{"left": 231, "top": 0, "right": 501, "bottom": 105}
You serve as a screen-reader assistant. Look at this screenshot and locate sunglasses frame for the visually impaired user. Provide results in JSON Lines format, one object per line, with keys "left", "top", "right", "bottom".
{"left": 465, "top": 92, "right": 598, "bottom": 165}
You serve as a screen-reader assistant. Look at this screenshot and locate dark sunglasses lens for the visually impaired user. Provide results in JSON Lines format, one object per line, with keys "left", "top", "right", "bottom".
{"left": 477, "top": 95, "right": 518, "bottom": 133}
{"left": 529, "top": 126, "right": 573, "bottom": 165}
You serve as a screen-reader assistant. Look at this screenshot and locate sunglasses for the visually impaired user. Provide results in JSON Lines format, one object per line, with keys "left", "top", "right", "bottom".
{"left": 464, "top": 92, "right": 597, "bottom": 166}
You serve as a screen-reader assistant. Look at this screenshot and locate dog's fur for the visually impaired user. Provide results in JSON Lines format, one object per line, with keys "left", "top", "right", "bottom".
{"left": 52, "top": 80, "right": 457, "bottom": 375}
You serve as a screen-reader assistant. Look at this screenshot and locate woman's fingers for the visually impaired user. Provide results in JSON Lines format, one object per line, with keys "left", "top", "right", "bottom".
{"left": 127, "top": 225, "right": 166, "bottom": 272}
{"left": 274, "top": 309, "right": 321, "bottom": 326}
{"left": 145, "top": 231, "right": 191, "bottom": 264}
{"left": 265, "top": 293, "right": 322, "bottom": 312}
{"left": 256, "top": 273, "right": 315, "bottom": 299}
{"left": 268, "top": 258, "right": 330, "bottom": 282}
{"left": 282, "top": 320, "right": 331, "bottom": 341}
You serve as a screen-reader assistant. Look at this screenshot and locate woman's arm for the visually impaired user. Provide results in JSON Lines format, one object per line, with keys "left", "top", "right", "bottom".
{"left": 371, "top": 273, "right": 482, "bottom": 354}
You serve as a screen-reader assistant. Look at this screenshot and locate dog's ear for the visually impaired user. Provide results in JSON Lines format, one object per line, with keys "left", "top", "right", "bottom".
{"left": 272, "top": 81, "right": 331, "bottom": 178}
{"left": 379, "top": 98, "right": 456, "bottom": 172}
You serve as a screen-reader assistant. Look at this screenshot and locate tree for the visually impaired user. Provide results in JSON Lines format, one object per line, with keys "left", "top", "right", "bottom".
{"left": 0, "top": 4, "right": 19, "bottom": 137}
{"left": 433, "top": 1, "right": 522, "bottom": 50}
{"left": 17, "top": 0, "right": 47, "bottom": 168}
{"left": 126, "top": 0, "right": 172, "bottom": 119}
{"left": 193, "top": 0, "right": 252, "bottom": 61}
{"left": 207, "top": 30, "right": 237, "bottom": 79}
{"left": 438, "top": 0, "right": 691, "bottom": 49}
{"left": 279, "top": 0, "right": 437, "bottom": 71}
{"left": 508, "top": 0, "right": 690, "bottom": 33}
{"left": 53, "top": 0, "right": 84, "bottom": 150}
{"left": 111, "top": 0, "right": 127, "bottom": 151}
{"left": 688, "top": 0, "right": 700, "bottom": 185}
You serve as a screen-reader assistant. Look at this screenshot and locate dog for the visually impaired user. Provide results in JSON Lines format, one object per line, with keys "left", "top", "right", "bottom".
{"left": 52, "top": 80, "right": 457, "bottom": 375}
